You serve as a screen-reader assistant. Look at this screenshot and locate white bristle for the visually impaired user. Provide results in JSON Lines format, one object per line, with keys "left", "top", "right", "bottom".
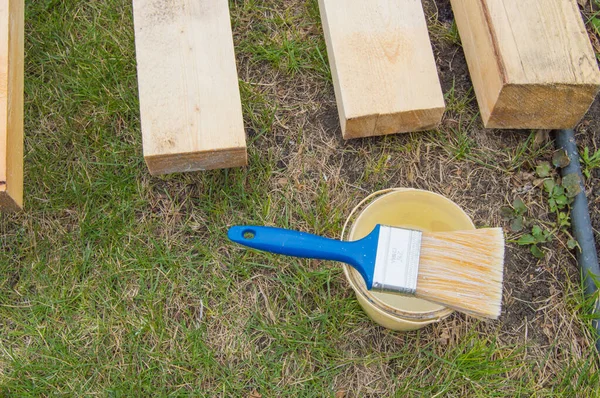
{"left": 415, "top": 228, "right": 505, "bottom": 319}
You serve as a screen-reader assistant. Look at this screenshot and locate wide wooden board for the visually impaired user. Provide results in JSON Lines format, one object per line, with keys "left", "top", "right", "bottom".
{"left": 318, "top": 0, "right": 446, "bottom": 139}
{"left": 133, "top": 0, "right": 247, "bottom": 175}
{"left": 450, "top": 0, "right": 600, "bottom": 129}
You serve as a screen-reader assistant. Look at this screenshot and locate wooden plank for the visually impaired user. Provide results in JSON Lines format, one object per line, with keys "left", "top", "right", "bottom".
{"left": 133, "top": 0, "right": 247, "bottom": 175}
{"left": 450, "top": 0, "right": 600, "bottom": 129}
{"left": 0, "top": 0, "right": 24, "bottom": 211}
{"left": 318, "top": 0, "right": 446, "bottom": 139}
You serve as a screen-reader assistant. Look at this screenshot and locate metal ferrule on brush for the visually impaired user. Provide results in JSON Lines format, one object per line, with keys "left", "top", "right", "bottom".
{"left": 372, "top": 226, "right": 422, "bottom": 294}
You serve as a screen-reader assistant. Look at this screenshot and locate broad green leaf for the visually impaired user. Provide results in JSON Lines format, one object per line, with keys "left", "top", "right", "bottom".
{"left": 536, "top": 161, "right": 552, "bottom": 178}
{"left": 510, "top": 216, "right": 524, "bottom": 232}
{"left": 567, "top": 239, "right": 578, "bottom": 250}
{"left": 512, "top": 198, "right": 527, "bottom": 215}
{"left": 553, "top": 185, "right": 565, "bottom": 196}
{"left": 555, "top": 195, "right": 569, "bottom": 207}
{"left": 549, "top": 198, "right": 557, "bottom": 212}
{"left": 552, "top": 150, "right": 570, "bottom": 168}
{"left": 543, "top": 179, "right": 556, "bottom": 194}
{"left": 531, "top": 245, "right": 545, "bottom": 259}
{"left": 562, "top": 173, "right": 582, "bottom": 198}
{"left": 500, "top": 206, "right": 515, "bottom": 220}
{"left": 517, "top": 234, "right": 536, "bottom": 246}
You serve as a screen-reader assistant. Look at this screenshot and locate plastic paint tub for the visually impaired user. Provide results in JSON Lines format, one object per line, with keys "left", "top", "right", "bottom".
{"left": 341, "top": 188, "right": 476, "bottom": 331}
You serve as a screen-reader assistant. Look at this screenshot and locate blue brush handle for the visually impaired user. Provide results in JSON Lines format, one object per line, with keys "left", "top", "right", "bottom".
{"left": 227, "top": 225, "right": 380, "bottom": 288}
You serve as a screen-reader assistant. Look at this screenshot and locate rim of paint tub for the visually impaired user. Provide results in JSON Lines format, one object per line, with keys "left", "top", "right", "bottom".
{"left": 341, "top": 188, "right": 475, "bottom": 322}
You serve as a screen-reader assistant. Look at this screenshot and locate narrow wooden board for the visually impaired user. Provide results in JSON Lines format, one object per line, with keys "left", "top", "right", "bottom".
{"left": 0, "top": 0, "right": 24, "bottom": 211}
{"left": 318, "top": 0, "right": 446, "bottom": 139}
{"left": 133, "top": 0, "right": 247, "bottom": 175}
{"left": 450, "top": 0, "right": 600, "bottom": 129}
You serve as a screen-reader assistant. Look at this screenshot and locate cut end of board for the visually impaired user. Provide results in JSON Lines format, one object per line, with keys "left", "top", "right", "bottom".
{"left": 483, "top": 83, "right": 600, "bottom": 129}
{"left": 145, "top": 147, "right": 248, "bottom": 176}
{"left": 0, "top": 183, "right": 23, "bottom": 212}
{"left": 342, "top": 107, "right": 445, "bottom": 140}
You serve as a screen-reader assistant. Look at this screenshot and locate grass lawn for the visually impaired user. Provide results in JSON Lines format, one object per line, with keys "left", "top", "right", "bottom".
{"left": 1, "top": 0, "right": 600, "bottom": 395}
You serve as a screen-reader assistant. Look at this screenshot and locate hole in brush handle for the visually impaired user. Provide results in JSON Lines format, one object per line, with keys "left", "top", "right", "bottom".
{"left": 242, "top": 229, "right": 256, "bottom": 240}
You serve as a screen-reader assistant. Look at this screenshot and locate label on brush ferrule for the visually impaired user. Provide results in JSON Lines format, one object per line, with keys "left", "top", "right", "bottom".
{"left": 372, "top": 226, "right": 422, "bottom": 294}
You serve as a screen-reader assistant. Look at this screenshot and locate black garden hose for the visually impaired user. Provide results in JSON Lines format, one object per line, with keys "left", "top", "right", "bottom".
{"left": 554, "top": 129, "right": 600, "bottom": 354}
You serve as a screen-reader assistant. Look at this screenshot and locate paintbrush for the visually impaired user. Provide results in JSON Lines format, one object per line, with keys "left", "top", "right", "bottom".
{"left": 228, "top": 225, "right": 504, "bottom": 319}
